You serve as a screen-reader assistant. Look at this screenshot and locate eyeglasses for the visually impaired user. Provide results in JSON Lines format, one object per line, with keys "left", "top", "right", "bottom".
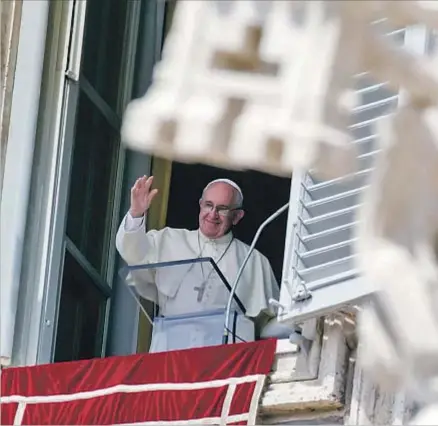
{"left": 199, "top": 200, "right": 241, "bottom": 217}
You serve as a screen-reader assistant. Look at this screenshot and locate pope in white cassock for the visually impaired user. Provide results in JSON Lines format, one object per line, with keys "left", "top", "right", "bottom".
{"left": 116, "top": 175, "right": 282, "bottom": 352}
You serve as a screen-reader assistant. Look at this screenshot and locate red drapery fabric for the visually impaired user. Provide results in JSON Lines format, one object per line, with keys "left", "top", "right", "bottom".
{"left": 1, "top": 339, "right": 276, "bottom": 425}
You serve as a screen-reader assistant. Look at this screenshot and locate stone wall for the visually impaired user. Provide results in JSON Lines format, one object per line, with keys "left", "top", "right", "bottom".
{"left": 259, "top": 315, "right": 415, "bottom": 425}
{"left": 1, "top": 0, "right": 22, "bottom": 196}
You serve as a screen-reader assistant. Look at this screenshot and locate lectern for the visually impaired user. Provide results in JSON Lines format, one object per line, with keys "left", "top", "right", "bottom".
{"left": 121, "top": 257, "right": 255, "bottom": 352}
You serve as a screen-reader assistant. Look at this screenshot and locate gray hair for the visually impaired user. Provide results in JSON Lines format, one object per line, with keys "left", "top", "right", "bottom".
{"left": 202, "top": 178, "right": 243, "bottom": 208}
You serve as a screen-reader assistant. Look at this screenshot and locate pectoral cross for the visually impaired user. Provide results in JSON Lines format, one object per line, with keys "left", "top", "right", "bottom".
{"left": 193, "top": 282, "right": 207, "bottom": 302}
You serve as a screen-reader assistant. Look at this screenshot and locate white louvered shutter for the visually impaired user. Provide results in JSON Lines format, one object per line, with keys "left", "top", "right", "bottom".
{"left": 278, "top": 26, "right": 421, "bottom": 323}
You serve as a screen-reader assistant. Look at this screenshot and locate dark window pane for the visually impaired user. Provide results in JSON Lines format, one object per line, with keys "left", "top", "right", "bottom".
{"left": 81, "top": 0, "right": 128, "bottom": 110}
{"left": 66, "top": 91, "right": 119, "bottom": 273}
{"left": 54, "top": 250, "right": 108, "bottom": 362}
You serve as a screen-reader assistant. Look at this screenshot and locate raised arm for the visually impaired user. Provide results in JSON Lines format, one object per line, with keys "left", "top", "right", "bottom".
{"left": 116, "top": 175, "right": 159, "bottom": 265}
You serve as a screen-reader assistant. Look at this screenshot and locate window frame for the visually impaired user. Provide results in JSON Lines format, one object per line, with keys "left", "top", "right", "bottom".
{"left": 1, "top": 0, "right": 51, "bottom": 366}
{"left": 48, "top": 0, "right": 143, "bottom": 362}
{"left": 10, "top": 0, "right": 146, "bottom": 366}
{"left": 9, "top": 0, "right": 78, "bottom": 366}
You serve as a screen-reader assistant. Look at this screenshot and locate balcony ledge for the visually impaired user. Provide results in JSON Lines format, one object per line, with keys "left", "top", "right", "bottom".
{"left": 259, "top": 316, "right": 350, "bottom": 422}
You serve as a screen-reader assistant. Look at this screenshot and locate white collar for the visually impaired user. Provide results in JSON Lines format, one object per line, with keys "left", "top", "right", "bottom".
{"left": 198, "top": 229, "right": 233, "bottom": 245}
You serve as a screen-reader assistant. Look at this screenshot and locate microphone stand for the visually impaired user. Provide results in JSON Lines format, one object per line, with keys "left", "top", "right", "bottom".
{"left": 222, "top": 202, "right": 290, "bottom": 344}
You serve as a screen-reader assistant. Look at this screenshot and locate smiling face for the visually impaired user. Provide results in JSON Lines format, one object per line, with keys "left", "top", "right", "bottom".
{"left": 198, "top": 182, "right": 244, "bottom": 239}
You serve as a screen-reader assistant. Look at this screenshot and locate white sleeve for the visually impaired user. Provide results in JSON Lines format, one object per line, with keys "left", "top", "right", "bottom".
{"left": 116, "top": 211, "right": 159, "bottom": 266}
{"left": 124, "top": 211, "right": 144, "bottom": 231}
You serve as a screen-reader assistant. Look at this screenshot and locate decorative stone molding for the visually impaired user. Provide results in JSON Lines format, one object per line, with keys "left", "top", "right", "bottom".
{"left": 346, "top": 350, "right": 416, "bottom": 425}
{"left": 260, "top": 316, "right": 349, "bottom": 423}
{"left": 262, "top": 312, "right": 415, "bottom": 425}
{"left": 270, "top": 318, "right": 323, "bottom": 385}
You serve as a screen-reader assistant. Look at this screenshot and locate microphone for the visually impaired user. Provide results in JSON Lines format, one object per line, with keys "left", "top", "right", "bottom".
{"left": 222, "top": 202, "right": 290, "bottom": 344}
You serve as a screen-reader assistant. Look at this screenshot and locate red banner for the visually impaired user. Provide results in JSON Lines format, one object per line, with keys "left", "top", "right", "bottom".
{"left": 1, "top": 340, "right": 276, "bottom": 425}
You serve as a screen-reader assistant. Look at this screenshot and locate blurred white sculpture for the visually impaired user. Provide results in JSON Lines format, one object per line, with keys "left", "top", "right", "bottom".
{"left": 356, "top": 104, "right": 438, "bottom": 414}
{"left": 121, "top": 0, "right": 438, "bottom": 423}
{"left": 122, "top": 1, "right": 360, "bottom": 180}
{"left": 122, "top": 1, "right": 438, "bottom": 180}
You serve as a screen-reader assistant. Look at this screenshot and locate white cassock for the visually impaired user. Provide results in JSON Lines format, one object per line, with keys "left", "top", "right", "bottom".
{"left": 116, "top": 212, "right": 280, "bottom": 352}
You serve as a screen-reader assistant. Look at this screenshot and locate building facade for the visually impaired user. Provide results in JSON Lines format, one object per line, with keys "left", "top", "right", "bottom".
{"left": 0, "top": 0, "right": 423, "bottom": 423}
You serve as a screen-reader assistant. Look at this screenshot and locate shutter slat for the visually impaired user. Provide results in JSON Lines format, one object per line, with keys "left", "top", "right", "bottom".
{"left": 386, "top": 28, "right": 406, "bottom": 37}
{"left": 352, "top": 94, "right": 398, "bottom": 114}
{"left": 297, "top": 239, "right": 356, "bottom": 269}
{"left": 350, "top": 122, "right": 375, "bottom": 142}
{"left": 354, "top": 135, "right": 377, "bottom": 156}
{"left": 296, "top": 256, "right": 357, "bottom": 287}
{"left": 302, "top": 187, "right": 366, "bottom": 218}
{"left": 302, "top": 205, "right": 359, "bottom": 234}
{"left": 356, "top": 82, "right": 387, "bottom": 96}
{"left": 385, "top": 28, "right": 406, "bottom": 44}
{"left": 357, "top": 150, "right": 380, "bottom": 170}
{"left": 304, "top": 269, "right": 359, "bottom": 292}
{"left": 301, "top": 223, "right": 358, "bottom": 252}
{"left": 350, "top": 113, "right": 392, "bottom": 131}
{"left": 353, "top": 134, "right": 377, "bottom": 155}
{"left": 306, "top": 159, "right": 375, "bottom": 199}
{"left": 352, "top": 96, "right": 398, "bottom": 126}
{"left": 306, "top": 165, "right": 371, "bottom": 190}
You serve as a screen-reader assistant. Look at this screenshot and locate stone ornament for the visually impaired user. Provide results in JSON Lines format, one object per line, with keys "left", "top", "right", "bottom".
{"left": 121, "top": 1, "right": 438, "bottom": 180}
{"left": 356, "top": 105, "right": 438, "bottom": 408}
{"left": 122, "top": 1, "right": 363, "bottom": 180}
